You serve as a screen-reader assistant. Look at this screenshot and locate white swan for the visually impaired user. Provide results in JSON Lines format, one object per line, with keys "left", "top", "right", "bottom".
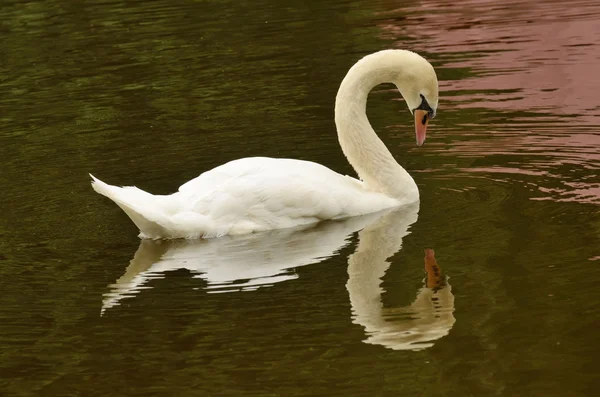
{"left": 91, "top": 49, "right": 439, "bottom": 239}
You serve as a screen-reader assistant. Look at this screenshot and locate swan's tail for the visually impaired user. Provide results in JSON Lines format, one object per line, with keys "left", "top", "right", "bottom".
{"left": 90, "top": 174, "right": 173, "bottom": 239}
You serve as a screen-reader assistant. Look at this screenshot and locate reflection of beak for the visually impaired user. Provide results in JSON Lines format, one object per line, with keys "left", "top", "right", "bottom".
{"left": 414, "top": 109, "right": 429, "bottom": 146}
{"left": 424, "top": 248, "right": 444, "bottom": 289}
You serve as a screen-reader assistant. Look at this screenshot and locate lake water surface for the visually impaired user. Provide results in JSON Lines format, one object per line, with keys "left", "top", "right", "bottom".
{"left": 1, "top": 0, "right": 598, "bottom": 396}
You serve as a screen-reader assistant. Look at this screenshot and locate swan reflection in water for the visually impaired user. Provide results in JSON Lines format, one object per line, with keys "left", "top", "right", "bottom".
{"left": 102, "top": 203, "right": 455, "bottom": 350}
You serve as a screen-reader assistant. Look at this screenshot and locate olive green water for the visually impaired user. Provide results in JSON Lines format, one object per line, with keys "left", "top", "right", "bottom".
{"left": 1, "top": 0, "right": 599, "bottom": 396}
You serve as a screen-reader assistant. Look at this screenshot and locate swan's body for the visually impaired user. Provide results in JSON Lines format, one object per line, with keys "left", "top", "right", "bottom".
{"left": 91, "top": 158, "right": 398, "bottom": 238}
{"left": 91, "top": 49, "right": 439, "bottom": 239}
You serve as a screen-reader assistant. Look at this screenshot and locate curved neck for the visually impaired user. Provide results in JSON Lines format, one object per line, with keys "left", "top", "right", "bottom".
{"left": 334, "top": 51, "right": 418, "bottom": 202}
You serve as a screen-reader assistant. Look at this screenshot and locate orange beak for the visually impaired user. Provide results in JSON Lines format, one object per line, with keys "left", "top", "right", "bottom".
{"left": 414, "top": 109, "right": 429, "bottom": 146}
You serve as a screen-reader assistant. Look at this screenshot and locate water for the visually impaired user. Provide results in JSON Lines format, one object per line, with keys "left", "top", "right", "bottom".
{"left": 1, "top": 0, "right": 598, "bottom": 396}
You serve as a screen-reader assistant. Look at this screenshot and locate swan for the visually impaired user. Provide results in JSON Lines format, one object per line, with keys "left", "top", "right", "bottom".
{"left": 91, "top": 49, "right": 439, "bottom": 239}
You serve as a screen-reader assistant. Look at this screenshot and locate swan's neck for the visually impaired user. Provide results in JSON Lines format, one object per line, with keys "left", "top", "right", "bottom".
{"left": 335, "top": 51, "right": 418, "bottom": 202}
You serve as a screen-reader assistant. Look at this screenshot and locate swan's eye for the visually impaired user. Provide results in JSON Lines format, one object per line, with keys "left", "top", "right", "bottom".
{"left": 416, "top": 94, "right": 435, "bottom": 120}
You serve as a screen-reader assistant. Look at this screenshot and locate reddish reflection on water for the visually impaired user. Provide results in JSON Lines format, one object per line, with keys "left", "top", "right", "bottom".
{"left": 379, "top": 0, "right": 600, "bottom": 204}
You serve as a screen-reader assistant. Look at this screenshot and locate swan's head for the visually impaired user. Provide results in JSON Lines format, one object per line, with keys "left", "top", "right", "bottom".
{"left": 393, "top": 51, "right": 439, "bottom": 146}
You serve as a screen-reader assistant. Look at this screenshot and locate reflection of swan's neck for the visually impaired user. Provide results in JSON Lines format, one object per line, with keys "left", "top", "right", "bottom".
{"left": 335, "top": 51, "right": 418, "bottom": 201}
{"left": 346, "top": 206, "right": 418, "bottom": 327}
{"left": 346, "top": 205, "right": 456, "bottom": 351}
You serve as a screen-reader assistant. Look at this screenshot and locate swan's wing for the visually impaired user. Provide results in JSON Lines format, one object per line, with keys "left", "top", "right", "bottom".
{"left": 178, "top": 157, "right": 360, "bottom": 196}
{"left": 176, "top": 157, "right": 398, "bottom": 234}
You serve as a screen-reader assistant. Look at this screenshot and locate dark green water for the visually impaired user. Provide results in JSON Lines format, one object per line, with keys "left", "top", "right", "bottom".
{"left": 1, "top": 0, "right": 599, "bottom": 396}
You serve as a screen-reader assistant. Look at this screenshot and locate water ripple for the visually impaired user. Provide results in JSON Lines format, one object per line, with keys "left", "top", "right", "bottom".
{"left": 378, "top": 0, "right": 600, "bottom": 205}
